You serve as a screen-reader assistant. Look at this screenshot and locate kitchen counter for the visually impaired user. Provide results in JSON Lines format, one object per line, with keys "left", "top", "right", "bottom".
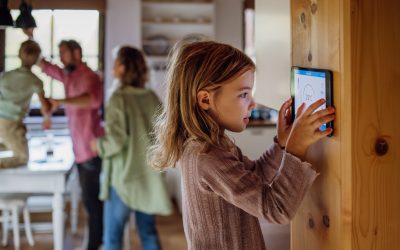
{"left": 248, "top": 119, "right": 276, "bottom": 127}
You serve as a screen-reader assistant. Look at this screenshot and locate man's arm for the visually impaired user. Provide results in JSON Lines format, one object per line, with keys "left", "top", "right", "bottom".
{"left": 50, "top": 93, "right": 93, "bottom": 110}
{"left": 51, "top": 73, "right": 103, "bottom": 110}
{"left": 38, "top": 58, "right": 65, "bottom": 82}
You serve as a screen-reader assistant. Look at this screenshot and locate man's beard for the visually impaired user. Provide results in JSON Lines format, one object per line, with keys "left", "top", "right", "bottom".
{"left": 64, "top": 64, "right": 76, "bottom": 73}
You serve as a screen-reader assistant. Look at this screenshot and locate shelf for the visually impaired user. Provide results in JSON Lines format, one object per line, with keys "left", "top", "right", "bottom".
{"left": 247, "top": 119, "right": 276, "bottom": 128}
{"left": 141, "top": 0, "right": 215, "bottom": 63}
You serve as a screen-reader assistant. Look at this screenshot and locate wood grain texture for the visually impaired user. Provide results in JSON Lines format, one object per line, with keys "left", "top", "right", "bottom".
{"left": 291, "top": 0, "right": 344, "bottom": 250}
{"left": 351, "top": 0, "right": 400, "bottom": 249}
{"left": 290, "top": 0, "right": 400, "bottom": 249}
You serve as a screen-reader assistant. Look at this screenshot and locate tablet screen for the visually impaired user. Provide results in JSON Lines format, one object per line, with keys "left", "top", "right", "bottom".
{"left": 291, "top": 68, "right": 332, "bottom": 132}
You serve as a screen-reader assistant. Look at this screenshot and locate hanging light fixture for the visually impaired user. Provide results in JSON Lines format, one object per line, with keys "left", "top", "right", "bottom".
{"left": 0, "top": 0, "right": 14, "bottom": 28}
{"left": 15, "top": 0, "right": 36, "bottom": 28}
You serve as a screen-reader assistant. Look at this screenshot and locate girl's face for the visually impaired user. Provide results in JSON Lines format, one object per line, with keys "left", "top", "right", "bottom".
{"left": 112, "top": 58, "right": 125, "bottom": 79}
{"left": 200, "top": 70, "right": 256, "bottom": 132}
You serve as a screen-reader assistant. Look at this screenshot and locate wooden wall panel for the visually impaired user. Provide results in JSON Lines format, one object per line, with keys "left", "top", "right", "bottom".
{"left": 290, "top": 1, "right": 345, "bottom": 249}
{"left": 258, "top": 0, "right": 399, "bottom": 249}
{"left": 291, "top": 0, "right": 400, "bottom": 249}
{"left": 351, "top": 0, "right": 400, "bottom": 248}
{"left": 291, "top": 0, "right": 340, "bottom": 70}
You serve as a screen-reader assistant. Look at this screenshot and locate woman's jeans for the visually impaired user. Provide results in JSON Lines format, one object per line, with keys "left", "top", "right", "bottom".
{"left": 104, "top": 187, "right": 161, "bottom": 250}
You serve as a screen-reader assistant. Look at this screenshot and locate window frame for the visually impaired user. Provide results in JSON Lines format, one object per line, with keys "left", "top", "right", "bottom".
{"left": 0, "top": 10, "right": 105, "bottom": 117}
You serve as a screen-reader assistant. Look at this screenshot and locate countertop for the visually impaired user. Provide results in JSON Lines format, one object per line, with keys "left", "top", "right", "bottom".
{"left": 247, "top": 119, "right": 276, "bottom": 128}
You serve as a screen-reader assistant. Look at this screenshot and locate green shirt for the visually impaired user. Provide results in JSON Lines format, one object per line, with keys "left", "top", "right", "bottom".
{"left": 0, "top": 67, "right": 44, "bottom": 121}
{"left": 97, "top": 86, "right": 172, "bottom": 215}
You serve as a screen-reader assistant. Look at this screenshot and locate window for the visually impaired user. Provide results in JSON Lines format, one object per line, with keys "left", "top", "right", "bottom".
{"left": 5, "top": 10, "right": 100, "bottom": 110}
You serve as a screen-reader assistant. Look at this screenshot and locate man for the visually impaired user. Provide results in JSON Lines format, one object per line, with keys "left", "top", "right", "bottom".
{"left": 39, "top": 40, "right": 104, "bottom": 250}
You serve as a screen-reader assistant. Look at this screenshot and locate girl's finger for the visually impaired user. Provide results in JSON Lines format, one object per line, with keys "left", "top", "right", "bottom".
{"left": 315, "top": 127, "right": 333, "bottom": 138}
{"left": 279, "top": 97, "right": 292, "bottom": 118}
{"left": 285, "top": 106, "right": 292, "bottom": 124}
{"left": 310, "top": 107, "right": 335, "bottom": 123}
{"left": 296, "top": 103, "right": 306, "bottom": 117}
{"left": 304, "top": 99, "right": 325, "bottom": 117}
{"left": 278, "top": 99, "right": 293, "bottom": 126}
{"left": 312, "top": 114, "right": 335, "bottom": 128}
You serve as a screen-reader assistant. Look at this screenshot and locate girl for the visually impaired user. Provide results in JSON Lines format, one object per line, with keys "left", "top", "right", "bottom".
{"left": 91, "top": 46, "right": 172, "bottom": 250}
{"left": 149, "top": 41, "right": 335, "bottom": 249}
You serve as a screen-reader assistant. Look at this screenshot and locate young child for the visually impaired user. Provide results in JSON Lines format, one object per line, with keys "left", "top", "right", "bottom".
{"left": 90, "top": 46, "right": 172, "bottom": 250}
{"left": 149, "top": 41, "right": 335, "bottom": 249}
{"left": 0, "top": 40, "right": 51, "bottom": 169}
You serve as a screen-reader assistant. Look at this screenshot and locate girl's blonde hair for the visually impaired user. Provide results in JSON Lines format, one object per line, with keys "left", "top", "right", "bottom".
{"left": 148, "top": 41, "right": 255, "bottom": 170}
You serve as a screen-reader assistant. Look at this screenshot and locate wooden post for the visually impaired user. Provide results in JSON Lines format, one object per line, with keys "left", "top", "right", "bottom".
{"left": 291, "top": 0, "right": 400, "bottom": 249}
{"left": 256, "top": 0, "right": 400, "bottom": 249}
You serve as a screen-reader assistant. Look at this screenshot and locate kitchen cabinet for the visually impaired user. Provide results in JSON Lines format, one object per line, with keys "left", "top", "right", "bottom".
{"left": 141, "top": 0, "right": 216, "bottom": 101}
{"left": 141, "top": 1, "right": 216, "bottom": 57}
{"left": 227, "top": 125, "right": 276, "bottom": 160}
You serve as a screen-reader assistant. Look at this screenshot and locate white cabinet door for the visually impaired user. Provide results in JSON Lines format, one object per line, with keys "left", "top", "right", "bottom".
{"left": 228, "top": 126, "right": 276, "bottom": 160}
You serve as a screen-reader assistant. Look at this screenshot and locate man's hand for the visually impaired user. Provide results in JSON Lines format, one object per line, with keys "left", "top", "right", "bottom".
{"left": 49, "top": 99, "right": 63, "bottom": 112}
{"left": 42, "top": 115, "right": 52, "bottom": 130}
{"left": 36, "top": 57, "right": 46, "bottom": 69}
{"left": 22, "top": 27, "right": 34, "bottom": 39}
{"left": 40, "top": 103, "right": 51, "bottom": 116}
{"left": 90, "top": 139, "right": 98, "bottom": 153}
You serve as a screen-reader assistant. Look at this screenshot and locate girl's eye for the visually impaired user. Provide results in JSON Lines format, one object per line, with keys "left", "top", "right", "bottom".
{"left": 239, "top": 92, "right": 248, "bottom": 98}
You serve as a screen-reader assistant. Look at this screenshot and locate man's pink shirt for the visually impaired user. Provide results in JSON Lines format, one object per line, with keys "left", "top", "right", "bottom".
{"left": 42, "top": 61, "right": 104, "bottom": 163}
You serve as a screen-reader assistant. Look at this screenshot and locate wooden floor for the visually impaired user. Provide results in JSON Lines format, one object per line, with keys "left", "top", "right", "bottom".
{"left": 1, "top": 201, "right": 289, "bottom": 250}
{"left": 0, "top": 202, "right": 187, "bottom": 250}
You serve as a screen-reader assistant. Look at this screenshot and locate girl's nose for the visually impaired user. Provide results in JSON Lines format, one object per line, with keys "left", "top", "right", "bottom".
{"left": 249, "top": 97, "right": 256, "bottom": 110}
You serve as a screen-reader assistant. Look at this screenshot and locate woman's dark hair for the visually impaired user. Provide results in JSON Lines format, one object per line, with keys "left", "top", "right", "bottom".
{"left": 117, "top": 46, "right": 148, "bottom": 88}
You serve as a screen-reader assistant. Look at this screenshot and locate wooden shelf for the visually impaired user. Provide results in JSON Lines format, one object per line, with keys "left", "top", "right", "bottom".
{"left": 142, "top": 0, "right": 216, "bottom": 49}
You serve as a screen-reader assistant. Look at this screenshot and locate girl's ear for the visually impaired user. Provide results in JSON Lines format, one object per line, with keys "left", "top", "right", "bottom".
{"left": 197, "top": 90, "right": 211, "bottom": 111}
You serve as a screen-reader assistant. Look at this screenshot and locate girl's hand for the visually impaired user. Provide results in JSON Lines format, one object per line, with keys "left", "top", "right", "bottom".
{"left": 276, "top": 97, "right": 293, "bottom": 148}
{"left": 286, "top": 99, "right": 335, "bottom": 160}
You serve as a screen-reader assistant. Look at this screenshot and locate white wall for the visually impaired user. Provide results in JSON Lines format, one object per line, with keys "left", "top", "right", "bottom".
{"left": 104, "top": 0, "right": 243, "bottom": 93}
{"left": 254, "top": 0, "right": 291, "bottom": 110}
{"left": 215, "top": 0, "right": 243, "bottom": 49}
{"left": 104, "top": 0, "right": 141, "bottom": 93}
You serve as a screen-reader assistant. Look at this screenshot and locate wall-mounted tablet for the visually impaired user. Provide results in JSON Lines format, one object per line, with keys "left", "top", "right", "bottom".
{"left": 290, "top": 66, "right": 333, "bottom": 135}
